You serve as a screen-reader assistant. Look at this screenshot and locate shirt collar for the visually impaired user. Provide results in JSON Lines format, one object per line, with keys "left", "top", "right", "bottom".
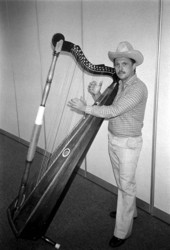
{"left": 119, "top": 74, "right": 137, "bottom": 87}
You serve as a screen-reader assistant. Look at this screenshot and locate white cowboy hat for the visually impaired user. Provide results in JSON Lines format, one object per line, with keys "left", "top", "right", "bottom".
{"left": 108, "top": 41, "right": 144, "bottom": 66}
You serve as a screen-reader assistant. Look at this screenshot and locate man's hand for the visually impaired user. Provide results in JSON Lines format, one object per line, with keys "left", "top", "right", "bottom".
{"left": 88, "top": 81, "right": 102, "bottom": 95}
{"left": 68, "top": 97, "right": 87, "bottom": 113}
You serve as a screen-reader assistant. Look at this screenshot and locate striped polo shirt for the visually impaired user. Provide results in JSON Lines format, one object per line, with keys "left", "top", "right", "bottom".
{"left": 85, "top": 74, "right": 148, "bottom": 137}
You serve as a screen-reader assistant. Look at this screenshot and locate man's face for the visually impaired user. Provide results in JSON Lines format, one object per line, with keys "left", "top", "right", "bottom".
{"left": 114, "top": 57, "right": 136, "bottom": 82}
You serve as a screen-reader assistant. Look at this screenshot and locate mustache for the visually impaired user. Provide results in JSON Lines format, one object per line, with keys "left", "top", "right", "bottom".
{"left": 118, "top": 71, "right": 125, "bottom": 74}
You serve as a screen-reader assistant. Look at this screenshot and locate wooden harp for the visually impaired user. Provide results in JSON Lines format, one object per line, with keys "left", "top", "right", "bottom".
{"left": 7, "top": 34, "right": 118, "bottom": 242}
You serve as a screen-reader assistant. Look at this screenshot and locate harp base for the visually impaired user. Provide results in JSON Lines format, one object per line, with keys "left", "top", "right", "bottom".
{"left": 7, "top": 205, "right": 60, "bottom": 249}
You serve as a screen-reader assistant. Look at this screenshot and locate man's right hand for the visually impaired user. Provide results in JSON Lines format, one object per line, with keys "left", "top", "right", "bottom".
{"left": 88, "top": 81, "right": 102, "bottom": 95}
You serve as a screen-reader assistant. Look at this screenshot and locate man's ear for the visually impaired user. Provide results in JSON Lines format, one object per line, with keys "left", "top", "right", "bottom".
{"left": 133, "top": 62, "right": 137, "bottom": 71}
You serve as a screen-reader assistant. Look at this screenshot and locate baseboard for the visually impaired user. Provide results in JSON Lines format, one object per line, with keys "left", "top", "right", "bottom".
{"left": 77, "top": 168, "right": 170, "bottom": 224}
{"left": 0, "top": 129, "right": 28, "bottom": 146}
{"left": 78, "top": 167, "right": 118, "bottom": 195}
{"left": 152, "top": 206, "right": 170, "bottom": 225}
{"left": 1, "top": 129, "right": 169, "bottom": 224}
{"left": 0, "top": 129, "right": 46, "bottom": 156}
{"left": 77, "top": 168, "right": 150, "bottom": 213}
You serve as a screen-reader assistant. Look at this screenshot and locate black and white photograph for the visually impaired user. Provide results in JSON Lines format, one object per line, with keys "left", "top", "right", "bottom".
{"left": 0, "top": 0, "right": 170, "bottom": 249}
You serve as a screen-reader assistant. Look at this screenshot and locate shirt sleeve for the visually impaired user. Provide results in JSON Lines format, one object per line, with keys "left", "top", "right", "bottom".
{"left": 85, "top": 83, "right": 146, "bottom": 118}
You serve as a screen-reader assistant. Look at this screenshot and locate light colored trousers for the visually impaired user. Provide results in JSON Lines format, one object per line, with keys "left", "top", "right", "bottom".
{"left": 108, "top": 133, "right": 143, "bottom": 239}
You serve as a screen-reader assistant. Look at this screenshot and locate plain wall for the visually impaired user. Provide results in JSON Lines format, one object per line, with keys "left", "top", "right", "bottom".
{"left": 154, "top": 0, "right": 170, "bottom": 214}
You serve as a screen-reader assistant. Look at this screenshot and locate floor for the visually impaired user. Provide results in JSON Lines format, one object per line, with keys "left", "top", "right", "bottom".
{"left": 0, "top": 132, "right": 170, "bottom": 250}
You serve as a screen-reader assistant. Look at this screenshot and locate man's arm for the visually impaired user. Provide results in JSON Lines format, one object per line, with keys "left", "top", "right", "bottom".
{"left": 85, "top": 83, "right": 146, "bottom": 118}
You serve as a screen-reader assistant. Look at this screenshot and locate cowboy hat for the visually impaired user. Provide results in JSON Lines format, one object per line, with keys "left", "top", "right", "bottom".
{"left": 108, "top": 41, "right": 144, "bottom": 66}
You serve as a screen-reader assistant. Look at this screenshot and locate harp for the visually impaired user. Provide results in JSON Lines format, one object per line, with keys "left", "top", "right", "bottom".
{"left": 7, "top": 34, "right": 118, "bottom": 246}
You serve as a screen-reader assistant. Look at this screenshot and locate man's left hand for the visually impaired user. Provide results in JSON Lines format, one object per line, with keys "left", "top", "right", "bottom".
{"left": 68, "top": 97, "right": 86, "bottom": 112}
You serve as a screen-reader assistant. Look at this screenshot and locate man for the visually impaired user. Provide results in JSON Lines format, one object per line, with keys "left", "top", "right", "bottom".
{"left": 68, "top": 41, "right": 148, "bottom": 248}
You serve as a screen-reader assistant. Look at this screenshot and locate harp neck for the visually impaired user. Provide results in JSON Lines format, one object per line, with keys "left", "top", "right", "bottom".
{"left": 61, "top": 40, "right": 117, "bottom": 79}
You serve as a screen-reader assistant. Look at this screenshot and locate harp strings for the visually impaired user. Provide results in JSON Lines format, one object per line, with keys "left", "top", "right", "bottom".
{"left": 33, "top": 36, "right": 105, "bottom": 186}
{"left": 36, "top": 55, "right": 85, "bottom": 184}
{"left": 35, "top": 113, "right": 87, "bottom": 187}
